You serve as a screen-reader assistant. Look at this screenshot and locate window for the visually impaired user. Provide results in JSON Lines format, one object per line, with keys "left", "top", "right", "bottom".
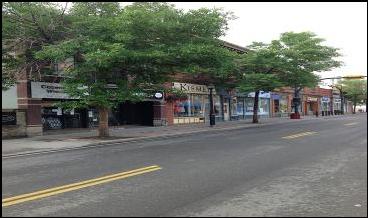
{"left": 279, "top": 96, "right": 288, "bottom": 113}
{"left": 236, "top": 98, "right": 245, "bottom": 116}
{"left": 53, "top": 57, "right": 74, "bottom": 76}
{"left": 174, "top": 94, "right": 221, "bottom": 118}
{"left": 259, "top": 98, "right": 269, "bottom": 114}
{"left": 245, "top": 97, "right": 270, "bottom": 115}
{"left": 231, "top": 98, "right": 237, "bottom": 116}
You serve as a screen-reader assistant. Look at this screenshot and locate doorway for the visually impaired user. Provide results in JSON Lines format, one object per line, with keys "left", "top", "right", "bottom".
{"left": 223, "top": 102, "right": 230, "bottom": 121}
{"left": 119, "top": 101, "right": 154, "bottom": 126}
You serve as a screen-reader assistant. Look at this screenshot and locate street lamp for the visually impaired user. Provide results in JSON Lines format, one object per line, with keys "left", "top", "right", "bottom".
{"left": 208, "top": 84, "right": 216, "bottom": 127}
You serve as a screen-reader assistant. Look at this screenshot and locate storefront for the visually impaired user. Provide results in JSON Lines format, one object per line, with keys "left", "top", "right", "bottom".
{"left": 31, "top": 82, "right": 92, "bottom": 130}
{"left": 172, "top": 82, "right": 222, "bottom": 124}
{"left": 236, "top": 91, "right": 271, "bottom": 119}
{"left": 271, "top": 93, "right": 290, "bottom": 117}
{"left": 304, "top": 96, "right": 319, "bottom": 115}
{"left": 320, "top": 96, "right": 331, "bottom": 116}
{"left": 333, "top": 94, "right": 342, "bottom": 114}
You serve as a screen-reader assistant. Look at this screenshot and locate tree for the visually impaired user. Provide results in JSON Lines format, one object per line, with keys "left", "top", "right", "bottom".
{"left": 338, "top": 79, "right": 367, "bottom": 114}
{"left": 36, "top": 2, "right": 237, "bottom": 137}
{"left": 2, "top": 2, "right": 70, "bottom": 89}
{"left": 237, "top": 42, "right": 284, "bottom": 123}
{"left": 271, "top": 32, "right": 342, "bottom": 117}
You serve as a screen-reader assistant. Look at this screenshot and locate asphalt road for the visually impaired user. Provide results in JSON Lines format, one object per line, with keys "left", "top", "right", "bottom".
{"left": 2, "top": 114, "right": 367, "bottom": 217}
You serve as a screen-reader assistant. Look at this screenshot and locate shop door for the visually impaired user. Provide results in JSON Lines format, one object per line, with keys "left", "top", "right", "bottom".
{"left": 119, "top": 101, "right": 154, "bottom": 126}
{"left": 274, "top": 100, "right": 280, "bottom": 113}
{"left": 223, "top": 102, "right": 230, "bottom": 121}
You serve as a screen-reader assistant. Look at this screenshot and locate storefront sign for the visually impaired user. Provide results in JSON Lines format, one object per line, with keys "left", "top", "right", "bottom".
{"left": 31, "top": 82, "right": 75, "bottom": 99}
{"left": 247, "top": 91, "right": 270, "bottom": 98}
{"left": 173, "top": 82, "right": 214, "bottom": 94}
{"left": 307, "top": 97, "right": 318, "bottom": 102}
{"left": 321, "top": 96, "right": 330, "bottom": 102}
{"left": 271, "top": 93, "right": 280, "bottom": 100}
{"left": 2, "top": 112, "right": 16, "bottom": 125}
{"left": 334, "top": 98, "right": 341, "bottom": 103}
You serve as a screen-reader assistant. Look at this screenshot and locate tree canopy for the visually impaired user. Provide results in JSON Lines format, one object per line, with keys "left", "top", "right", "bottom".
{"left": 32, "top": 2, "right": 238, "bottom": 136}
{"left": 236, "top": 42, "right": 284, "bottom": 123}
{"left": 338, "top": 79, "right": 367, "bottom": 113}
{"left": 2, "top": 2, "right": 69, "bottom": 89}
{"left": 271, "top": 31, "right": 342, "bottom": 90}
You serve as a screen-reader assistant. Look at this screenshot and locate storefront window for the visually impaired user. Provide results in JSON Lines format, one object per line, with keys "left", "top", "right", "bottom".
{"left": 174, "top": 98, "right": 191, "bottom": 117}
{"left": 244, "top": 97, "right": 270, "bottom": 115}
{"left": 231, "top": 98, "right": 237, "bottom": 116}
{"left": 214, "top": 95, "right": 221, "bottom": 116}
{"left": 236, "top": 98, "right": 245, "bottom": 116}
{"left": 174, "top": 94, "right": 222, "bottom": 118}
{"left": 279, "top": 96, "right": 288, "bottom": 113}
{"left": 245, "top": 98, "right": 254, "bottom": 114}
{"left": 191, "top": 95, "right": 204, "bottom": 117}
{"left": 259, "top": 98, "right": 269, "bottom": 114}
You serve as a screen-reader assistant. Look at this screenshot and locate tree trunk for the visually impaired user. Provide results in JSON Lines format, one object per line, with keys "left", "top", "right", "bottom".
{"left": 98, "top": 106, "right": 109, "bottom": 137}
{"left": 353, "top": 97, "right": 357, "bottom": 114}
{"left": 294, "top": 87, "right": 300, "bottom": 114}
{"left": 253, "top": 90, "right": 260, "bottom": 123}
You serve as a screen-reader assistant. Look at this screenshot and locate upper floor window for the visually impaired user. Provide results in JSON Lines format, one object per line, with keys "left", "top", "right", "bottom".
{"left": 53, "top": 57, "right": 74, "bottom": 76}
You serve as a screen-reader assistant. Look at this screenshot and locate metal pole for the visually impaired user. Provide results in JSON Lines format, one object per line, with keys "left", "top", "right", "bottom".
{"left": 340, "top": 88, "right": 344, "bottom": 115}
{"left": 209, "top": 87, "right": 215, "bottom": 127}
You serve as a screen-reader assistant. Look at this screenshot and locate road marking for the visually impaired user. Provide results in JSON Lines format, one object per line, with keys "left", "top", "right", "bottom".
{"left": 282, "top": 131, "right": 318, "bottom": 139}
{"left": 344, "top": 122, "right": 358, "bottom": 126}
{"left": 2, "top": 165, "right": 161, "bottom": 207}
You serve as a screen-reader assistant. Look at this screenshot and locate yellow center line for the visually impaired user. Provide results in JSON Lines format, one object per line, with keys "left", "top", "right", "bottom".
{"left": 2, "top": 165, "right": 161, "bottom": 207}
{"left": 344, "top": 122, "right": 358, "bottom": 126}
{"left": 282, "top": 131, "right": 318, "bottom": 139}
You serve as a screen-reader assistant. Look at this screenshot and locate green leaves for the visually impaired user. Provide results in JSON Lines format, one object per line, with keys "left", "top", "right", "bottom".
{"left": 238, "top": 73, "right": 284, "bottom": 93}
{"left": 30, "top": 2, "right": 236, "bottom": 110}
{"left": 236, "top": 41, "right": 284, "bottom": 94}
{"left": 338, "top": 79, "right": 367, "bottom": 106}
{"left": 271, "top": 31, "right": 342, "bottom": 88}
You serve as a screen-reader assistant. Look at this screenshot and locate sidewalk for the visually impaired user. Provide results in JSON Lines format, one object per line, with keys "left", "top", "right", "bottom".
{"left": 1, "top": 115, "right": 352, "bottom": 157}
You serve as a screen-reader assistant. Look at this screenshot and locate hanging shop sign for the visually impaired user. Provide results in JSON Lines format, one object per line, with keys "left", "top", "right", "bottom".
{"left": 173, "top": 82, "right": 215, "bottom": 94}
{"left": 334, "top": 98, "right": 341, "bottom": 103}
{"left": 321, "top": 96, "right": 330, "bottom": 102}
{"left": 153, "top": 92, "right": 164, "bottom": 100}
{"left": 31, "top": 82, "right": 76, "bottom": 99}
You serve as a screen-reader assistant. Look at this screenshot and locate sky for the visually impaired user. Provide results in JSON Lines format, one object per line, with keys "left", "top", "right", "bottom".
{"left": 62, "top": 2, "right": 367, "bottom": 86}
{"left": 167, "top": 2, "right": 367, "bottom": 87}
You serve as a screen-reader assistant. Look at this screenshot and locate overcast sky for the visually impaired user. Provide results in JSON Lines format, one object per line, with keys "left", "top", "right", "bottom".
{"left": 64, "top": 2, "right": 367, "bottom": 81}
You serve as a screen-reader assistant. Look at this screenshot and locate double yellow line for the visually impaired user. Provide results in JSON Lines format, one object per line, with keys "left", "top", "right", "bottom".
{"left": 2, "top": 165, "right": 161, "bottom": 207}
{"left": 282, "top": 131, "right": 317, "bottom": 139}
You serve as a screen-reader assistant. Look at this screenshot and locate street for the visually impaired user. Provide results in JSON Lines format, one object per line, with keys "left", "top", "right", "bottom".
{"left": 2, "top": 114, "right": 367, "bottom": 217}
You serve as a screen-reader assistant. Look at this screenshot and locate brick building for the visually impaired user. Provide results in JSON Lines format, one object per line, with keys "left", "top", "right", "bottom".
{"left": 2, "top": 41, "right": 247, "bottom": 137}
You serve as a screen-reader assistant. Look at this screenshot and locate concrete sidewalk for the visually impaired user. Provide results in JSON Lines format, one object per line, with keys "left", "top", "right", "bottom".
{"left": 1, "top": 115, "right": 351, "bottom": 157}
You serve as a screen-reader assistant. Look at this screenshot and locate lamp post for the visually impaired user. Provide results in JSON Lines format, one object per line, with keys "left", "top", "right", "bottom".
{"left": 208, "top": 84, "right": 216, "bottom": 127}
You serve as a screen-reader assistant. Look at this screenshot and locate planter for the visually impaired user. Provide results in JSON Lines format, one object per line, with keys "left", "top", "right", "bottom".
{"left": 290, "top": 112, "right": 301, "bottom": 119}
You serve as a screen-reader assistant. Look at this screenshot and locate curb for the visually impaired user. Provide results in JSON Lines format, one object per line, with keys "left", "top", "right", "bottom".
{"left": 2, "top": 122, "right": 272, "bottom": 159}
{"left": 2, "top": 115, "right": 355, "bottom": 159}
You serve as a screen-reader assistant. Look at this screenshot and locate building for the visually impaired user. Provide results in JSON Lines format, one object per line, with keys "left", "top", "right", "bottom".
{"left": 2, "top": 41, "right": 247, "bottom": 137}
